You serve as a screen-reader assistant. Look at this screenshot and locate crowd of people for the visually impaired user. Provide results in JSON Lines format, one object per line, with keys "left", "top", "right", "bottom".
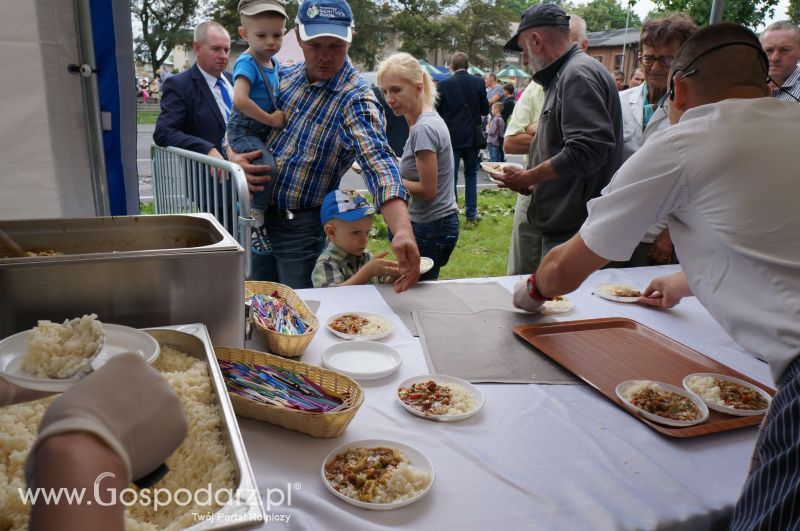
{"left": 152, "top": 0, "right": 800, "bottom": 527}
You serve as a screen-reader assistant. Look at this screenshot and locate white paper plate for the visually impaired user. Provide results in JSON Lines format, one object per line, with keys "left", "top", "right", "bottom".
{"left": 0, "top": 323, "right": 160, "bottom": 392}
{"left": 615, "top": 380, "right": 709, "bottom": 427}
{"left": 593, "top": 283, "right": 643, "bottom": 303}
{"left": 540, "top": 296, "right": 575, "bottom": 315}
{"left": 683, "top": 373, "right": 771, "bottom": 417}
{"left": 396, "top": 375, "right": 484, "bottom": 422}
{"left": 419, "top": 257, "right": 434, "bottom": 274}
{"left": 322, "top": 342, "right": 402, "bottom": 381}
{"left": 480, "top": 161, "right": 522, "bottom": 175}
{"left": 321, "top": 439, "right": 434, "bottom": 510}
{"left": 327, "top": 312, "right": 394, "bottom": 341}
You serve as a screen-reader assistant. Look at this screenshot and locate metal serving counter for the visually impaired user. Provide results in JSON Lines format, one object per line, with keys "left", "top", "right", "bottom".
{"left": 146, "top": 324, "right": 264, "bottom": 529}
{"left": 0, "top": 214, "right": 244, "bottom": 346}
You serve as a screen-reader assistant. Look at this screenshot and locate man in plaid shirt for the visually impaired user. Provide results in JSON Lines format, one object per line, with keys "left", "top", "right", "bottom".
{"left": 229, "top": 0, "right": 419, "bottom": 290}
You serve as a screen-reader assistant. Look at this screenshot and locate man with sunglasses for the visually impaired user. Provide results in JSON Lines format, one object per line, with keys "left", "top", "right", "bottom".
{"left": 513, "top": 23, "right": 800, "bottom": 530}
{"left": 614, "top": 13, "right": 697, "bottom": 267}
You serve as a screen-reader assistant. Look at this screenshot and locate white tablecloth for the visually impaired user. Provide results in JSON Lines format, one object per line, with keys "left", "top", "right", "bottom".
{"left": 239, "top": 266, "right": 773, "bottom": 530}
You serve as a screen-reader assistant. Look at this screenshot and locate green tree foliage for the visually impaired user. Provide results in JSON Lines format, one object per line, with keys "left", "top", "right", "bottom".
{"left": 448, "top": 0, "right": 516, "bottom": 68}
{"left": 574, "top": 0, "right": 641, "bottom": 31}
{"left": 788, "top": 0, "right": 800, "bottom": 24}
{"left": 131, "top": 0, "right": 199, "bottom": 74}
{"left": 349, "top": 0, "right": 394, "bottom": 69}
{"left": 388, "top": 0, "right": 458, "bottom": 58}
{"left": 649, "top": 0, "right": 780, "bottom": 28}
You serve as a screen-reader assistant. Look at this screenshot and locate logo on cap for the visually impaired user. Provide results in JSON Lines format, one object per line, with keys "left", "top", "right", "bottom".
{"left": 307, "top": 4, "right": 319, "bottom": 17}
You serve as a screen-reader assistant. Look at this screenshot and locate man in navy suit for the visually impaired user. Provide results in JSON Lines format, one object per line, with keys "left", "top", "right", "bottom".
{"left": 435, "top": 52, "right": 490, "bottom": 221}
{"left": 154, "top": 21, "right": 234, "bottom": 158}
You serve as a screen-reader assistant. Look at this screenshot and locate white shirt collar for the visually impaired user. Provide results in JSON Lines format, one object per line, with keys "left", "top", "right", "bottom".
{"left": 197, "top": 65, "right": 231, "bottom": 90}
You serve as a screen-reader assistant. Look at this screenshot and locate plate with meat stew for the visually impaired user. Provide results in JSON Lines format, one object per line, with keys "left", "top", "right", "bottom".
{"left": 683, "top": 373, "right": 771, "bottom": 417}
{"left": 396, "top": 375, "right": 484, "bottom": 421}
{"left": 327, "top": 312, "right": 394, "bottom": 341}
{"left": 615, "top": 380, "right": 709, "bottom": 427}
{"left": 321, "top": 440, "right": 434, "bottom": 510}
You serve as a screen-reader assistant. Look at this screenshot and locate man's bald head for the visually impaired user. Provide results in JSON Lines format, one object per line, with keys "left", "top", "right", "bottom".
{"left": 671, "top": 23, "right": 768, "bottom": 102}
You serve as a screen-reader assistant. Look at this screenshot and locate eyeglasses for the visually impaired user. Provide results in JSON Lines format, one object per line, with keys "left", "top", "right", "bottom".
{"left": 639, "top": 55, "right": 674, "bottom": 68}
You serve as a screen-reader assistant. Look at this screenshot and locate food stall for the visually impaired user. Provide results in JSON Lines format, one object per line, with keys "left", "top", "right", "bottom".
{"left": 231, "top": 265, "right": 769, "bottom": 529}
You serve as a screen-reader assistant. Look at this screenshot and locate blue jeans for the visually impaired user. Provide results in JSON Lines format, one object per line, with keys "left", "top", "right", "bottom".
{"left": 412, "top": 212, "right": 460, "bottom": 280}
{"left": 452, "top": 146, "right": 479, "bottom": 219}
{"left": 249, "top": 207, "right": 324, "bottom": 288}
{"left": 488, "top": 143, "right": 502, "bottom": 162}
{"left": 229, "top": 135, "right": 275, "bottom": 212}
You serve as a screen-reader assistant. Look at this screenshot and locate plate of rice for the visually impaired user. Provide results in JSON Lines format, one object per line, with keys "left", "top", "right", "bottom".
{"left": 327, "top": 312, "right": 394, "bottom": 341}
{"left": 321, "top": 440, "right": 434, "bottom": 510}
{"left": 0, "top": 315, "right": 160, "bottom": 392}
{"left": 615, "top": 380, "right": 709, "bottom": 427}
{"left": 683, "top": 373, "right": 771, "bottom": 417}
{"left": 593, "top": 283, "right": 643, "bottom": 303}
{"left": 540, "top": 296, "right": 575, "bottom": 314}
{"left": 397, "top": 375, "right": 484, "bottom": 421}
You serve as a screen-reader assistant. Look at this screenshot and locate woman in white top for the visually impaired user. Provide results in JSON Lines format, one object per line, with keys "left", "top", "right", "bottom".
{"left": 377, "top": 53, "right": 459, "bottom": 280}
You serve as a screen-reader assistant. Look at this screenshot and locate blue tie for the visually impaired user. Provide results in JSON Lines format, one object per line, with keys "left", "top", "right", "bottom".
{"left": 215, "top": 78, "right": 232, "bottom": 120}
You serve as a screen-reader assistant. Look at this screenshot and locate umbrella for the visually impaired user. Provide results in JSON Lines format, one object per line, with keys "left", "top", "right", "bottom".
{"left": 496, "top": 65, "right": 529, "bottom": 79}
{"left": 418, "top": 59, "right": 447, "bottom": 77}
{"left": 468, "top": 65, "right": 486, "bottom": 76}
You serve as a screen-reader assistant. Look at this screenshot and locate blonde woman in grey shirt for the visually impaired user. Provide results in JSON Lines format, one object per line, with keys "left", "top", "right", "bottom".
{"left": 377, "top": 53, "right": 459, "bottom": 280}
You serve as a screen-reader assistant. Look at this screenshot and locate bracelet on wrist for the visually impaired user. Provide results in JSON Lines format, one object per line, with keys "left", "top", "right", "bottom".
{"left": 526, "top": 272, "right": 552, "bottom": 302}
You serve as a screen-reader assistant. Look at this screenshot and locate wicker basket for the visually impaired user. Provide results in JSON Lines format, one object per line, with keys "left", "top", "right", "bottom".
{"left": 215, "top": 346, "right": 363, "bottom": 438}
{"left": 245, "top": 281, "right": 319, "bottom": 358}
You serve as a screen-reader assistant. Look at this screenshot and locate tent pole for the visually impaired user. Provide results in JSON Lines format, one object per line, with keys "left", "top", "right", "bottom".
{"left": 709, "top": 0, "right": 724, "bottom": 23}
{"left": 72, "top": 0, "right": 110, "bottom": 216}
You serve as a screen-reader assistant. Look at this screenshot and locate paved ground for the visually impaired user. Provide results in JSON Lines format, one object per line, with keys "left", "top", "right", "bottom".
{"left": 137, "top": 122, "right": 524, "bottom": 202}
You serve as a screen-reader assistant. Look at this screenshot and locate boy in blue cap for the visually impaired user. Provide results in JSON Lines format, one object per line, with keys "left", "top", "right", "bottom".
{"left": 312, "top": 189, "right": 400, "bottom": 287}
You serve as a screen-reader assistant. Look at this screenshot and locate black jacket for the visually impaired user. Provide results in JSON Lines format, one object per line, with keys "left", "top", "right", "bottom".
{"left": 527, "top": 45, "right": 624, "bottom": 238}
{"left": 153, "top": 64, "right": 234, "bottom": 155}
{"left": 435, "top": 71, "right": 490, "bottom": 149}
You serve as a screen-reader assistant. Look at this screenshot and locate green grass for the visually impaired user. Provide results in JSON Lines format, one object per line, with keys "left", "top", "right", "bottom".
{"left": 139, "top": 202, "right": 155, "bottom": 214}
{"left": 139, "top": 188, "right": 517, "bottom": 279}
{"left": 137, "top": 111, "right": 160, "bottom": 124}
{"left": 369, "top": 188, "right": 516, "bottom": 279}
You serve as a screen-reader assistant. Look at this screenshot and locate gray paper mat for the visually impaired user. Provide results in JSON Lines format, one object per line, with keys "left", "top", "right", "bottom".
{"left": 414, "top": 309, "right": 581, "bottom": 384}
{"left": 376, "top": 282, "right": 515, "bottom": 336}
{"left": 244, "top": 299, "right": 320, "bottom": 353}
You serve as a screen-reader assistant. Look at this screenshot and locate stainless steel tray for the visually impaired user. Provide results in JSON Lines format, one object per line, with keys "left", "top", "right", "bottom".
{"left": 145, "top": 324, "right": 264, "bottom": 529}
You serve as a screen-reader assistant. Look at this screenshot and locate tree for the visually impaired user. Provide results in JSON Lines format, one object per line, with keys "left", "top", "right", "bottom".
{"left": 388, "top": 0, "right": 457, "bottom": 58}
{"left": 349, "top": 0, "right": 394, "bottom": 69}
{"left": 574, "top": 0, "right": 641, "bottom": 32}
{"left": 649, "top": 0, "right": 781, "bottom": 28}
{"left": 504, "top": 0, "right": 574, "bottom": 18}
{"left": 789, "top": 0, "right": 800, "bottom": 24}
{"left": 131, "top": 0, "right": 200, "bottom": 74}
{"left": 447, "top": 0, "right": 517, "bottom": 68}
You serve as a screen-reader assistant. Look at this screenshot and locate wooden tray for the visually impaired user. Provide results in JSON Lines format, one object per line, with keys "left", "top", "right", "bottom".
{"left": 514, "top": 317, "right": 775, "bottom": 437}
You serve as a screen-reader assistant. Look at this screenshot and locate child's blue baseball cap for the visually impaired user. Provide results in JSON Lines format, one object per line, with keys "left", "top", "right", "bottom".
{"left": 320, "top": 189, "right": 375, "bottom": 224}
{"left": 295, "top": 0, "right": 354, "bottom": 43}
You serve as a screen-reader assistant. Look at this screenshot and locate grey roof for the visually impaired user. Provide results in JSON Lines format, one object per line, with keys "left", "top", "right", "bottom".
{"left": 588, "top": 28, "right": 641, "bottom": 48}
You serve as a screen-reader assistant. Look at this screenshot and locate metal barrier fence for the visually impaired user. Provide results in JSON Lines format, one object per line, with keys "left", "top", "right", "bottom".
{"left": 150, "top": 144, "right": 253, "bottom": 277}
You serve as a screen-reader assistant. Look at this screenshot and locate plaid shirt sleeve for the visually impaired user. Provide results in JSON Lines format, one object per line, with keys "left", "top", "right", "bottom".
{"left": 342, "top": 91, "right": 411, "bottom": 209}
{"left": 311, "top": 256, "right": 344, "bottom": 288}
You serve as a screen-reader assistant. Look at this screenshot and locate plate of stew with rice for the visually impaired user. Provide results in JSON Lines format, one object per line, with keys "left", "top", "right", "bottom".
{"left": 683, "top": 373, "right": 771, "bottom": 416}
{"left": 396, "top": 375, "right": 484, "bottom": 421}
{"left": 616, "top": 380, "right": 709, "bottom": 427}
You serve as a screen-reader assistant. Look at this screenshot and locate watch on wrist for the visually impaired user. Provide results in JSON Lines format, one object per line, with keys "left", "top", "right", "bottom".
{"left": 526, "top": 272, "right": 552, "bottom": 302}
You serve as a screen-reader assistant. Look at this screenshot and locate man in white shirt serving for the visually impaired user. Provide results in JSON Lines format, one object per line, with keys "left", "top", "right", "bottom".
{"left": 512, "top": 23, "right": 800, "bottom": 531}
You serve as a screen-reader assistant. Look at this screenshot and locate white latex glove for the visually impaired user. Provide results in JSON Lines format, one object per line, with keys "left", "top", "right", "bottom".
{"left": 26, "top": 352, "right": 187, "bottom": 486}
{"left": 513, "top": 279, "right": 545, "bottom": 313}
{"left": 0, "top": 376, "right": 51, "bottom": 407}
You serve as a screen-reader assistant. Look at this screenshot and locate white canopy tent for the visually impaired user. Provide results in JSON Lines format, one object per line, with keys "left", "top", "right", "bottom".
{"left": 0, "top": 0, "right": 137, "bottom": 219}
